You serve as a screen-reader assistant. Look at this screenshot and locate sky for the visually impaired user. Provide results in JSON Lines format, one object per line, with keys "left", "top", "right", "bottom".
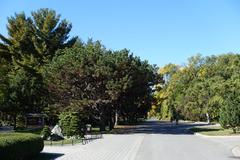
{"left": 1, "top": 0, "right": 240, "bottom": 67}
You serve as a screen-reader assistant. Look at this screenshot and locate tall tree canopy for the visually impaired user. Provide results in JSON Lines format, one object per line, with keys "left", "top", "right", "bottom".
{"left": 153, "top": 53, "right": 240, "bottom": 131}
{"left": 0, "top": 8, "right": 77, "bottom": 65}
{"left": 0, "top": 8, "right": 77, "bottom": 129}
{"left": 44, "top": 40, "right": 159, "bottom": 130}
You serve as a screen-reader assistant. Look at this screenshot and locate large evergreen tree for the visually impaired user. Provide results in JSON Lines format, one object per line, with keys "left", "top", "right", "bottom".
{"left": 0, "top": 9, "right": 77, "bottom": 129}
{"left": 44, "top": 40, "right": 158, "bottom": 131}
{"left": 0, "top": 8, "right": 77, "bottom": 65}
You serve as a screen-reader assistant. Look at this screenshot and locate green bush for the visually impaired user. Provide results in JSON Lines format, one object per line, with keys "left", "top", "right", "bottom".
{"left": 69, "top": 114, "right": 80, "bottom": 136}
{"left": 220, "top": 98, "right": 240, "bottom": 133}
{"left": 59, "top": 112, "right": 81, "bottom": 137}
{"left": 0, "top": 133, "right": 44, "bottom": 160}
{"left": 219, "top": 83, "right": 240, "bottom": 134}
{"left": 16, "top": 115, "right": 25, "bottom": 129}
{"left": 41, "top": 125, "right": 51, "bottom": 140}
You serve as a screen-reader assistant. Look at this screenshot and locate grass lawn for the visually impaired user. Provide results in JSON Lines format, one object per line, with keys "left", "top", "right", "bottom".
{"left": 190, "top": 125, "right": 240, "bottom": 136}
{"left": 2, "top": 127, "right": 83, "bottom": 146}
{"left": 1, "top": 123, "right": 138, "bottom": 146}
{"left": 91, "top": 125, "right": 137, "bottom": 134}
{"left": 107, "top": 125, "right": 137, "bottom": 134}
{"left": 15, "top": 127, "right": 43, "bottom": 135}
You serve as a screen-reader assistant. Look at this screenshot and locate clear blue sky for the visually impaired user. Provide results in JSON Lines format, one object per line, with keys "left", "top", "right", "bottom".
{"left": 1, "top": 0, "right": 240, "bottom": 67}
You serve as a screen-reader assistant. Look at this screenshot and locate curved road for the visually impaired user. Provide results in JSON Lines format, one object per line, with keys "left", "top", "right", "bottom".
{"left": 135, "top": 120, "right": 234, "bottom": 160}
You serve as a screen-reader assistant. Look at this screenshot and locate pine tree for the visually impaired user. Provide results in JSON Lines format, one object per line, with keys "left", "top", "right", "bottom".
{"left": 0, "top": 9, "right": 77, "bottom": 128}
{"left": 0, "top": 8, "right": 77, "bottom": 65}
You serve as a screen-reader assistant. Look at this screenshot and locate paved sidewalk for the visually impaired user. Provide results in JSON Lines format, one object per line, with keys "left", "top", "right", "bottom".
{"left": 42, "top": 134, "right": 144, "bottom": 160}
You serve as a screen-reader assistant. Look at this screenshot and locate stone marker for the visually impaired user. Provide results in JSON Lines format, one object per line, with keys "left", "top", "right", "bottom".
{"left": 232, "top": 146, "right": 240, "bottom": 157}
{"left": 50, "top": 125, "right": 64, "bottom": 140}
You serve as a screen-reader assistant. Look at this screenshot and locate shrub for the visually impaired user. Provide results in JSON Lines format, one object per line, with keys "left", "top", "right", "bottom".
{"left": 59, "top": 112, "right": 72, "bottom": 136}
{"left": 220, "top": 96, "right": 240, "bottom": 133}
{"left": 0, "top": 133, "right": 44, "bottom": 160}
{"left": 69, "top": 114, "right": 80, "bottom": 136}
{"left": 59, "top": 112, "right": 81, "bottom": 137}
{"left": 16, "top": 115, "right": 25, "bottom": 129}
{"left": 41, "top": 125, "right": 51, "bottom": 140}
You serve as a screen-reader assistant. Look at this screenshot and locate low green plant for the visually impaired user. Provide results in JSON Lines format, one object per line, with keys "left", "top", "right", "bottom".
{"left": 220, "top": 93, "right": 240, "bottom": 133}
{"left": 16, "top": 115, "right": 25, "bottom": 129}
{"left": 59, "top": 112, "right": 81, "bottom": 137}
{"left": 41, "top": 125, "right": 51, "bottom": 140}
{"left": 0, "top": 133, "right": 44, "bottom": 160}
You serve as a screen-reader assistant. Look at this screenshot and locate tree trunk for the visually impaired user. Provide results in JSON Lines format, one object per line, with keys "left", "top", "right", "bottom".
{"left": 99, "top": 121, "right": 105, "bottom": 132}
{"left": 108, "top": 112, "right": 114, "bottom": 131}
{"left": 175, "top": 118, "right": 179, "bottom": 125}
{"left": 114, "top": 109, "right": 118, "bottom": 126}
{"left": 109, "top": 120, "right": 113, "bottom": 131}
{"left": 13, "top": 114, "right": 17, "bottom": 130}
{"left": 206, "top": 113, "right": 210, "bottom": 124}
{"left": 232, "top": 127, "right": 237, "bottom": 134}
{"left": 99, "top": 114, "right": 106, "bottom": 132}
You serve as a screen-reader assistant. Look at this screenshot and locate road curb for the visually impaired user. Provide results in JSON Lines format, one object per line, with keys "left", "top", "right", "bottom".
{"left": 193, "top": 132, "right": 240, "bottom": 138}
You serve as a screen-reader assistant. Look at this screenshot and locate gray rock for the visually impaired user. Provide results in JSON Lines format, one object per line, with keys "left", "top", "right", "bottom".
{"left": 51, "top": 125, "right": 64, "bottom": 138}
{"left": 232, "top": 146, "right": 240, "bottom": 158}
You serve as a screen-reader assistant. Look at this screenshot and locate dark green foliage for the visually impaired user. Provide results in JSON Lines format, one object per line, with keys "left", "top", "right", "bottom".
{"left": 41, "top": 125, "right": 51, "bottom": 140}
{"left": 0, "top": 8, "right": 77, "bottom": 129}
{"left": 220, "top": 99, "right": 240, "bottom": 133}
{"left": 16, "top": 115, "right": 25, "bottom": 129}
{"left": 0, "top": 8, "right": 158, "bottom": 133}
{"left": 45, "top": 41, "right": 159, "bottom": 130}
{"left": 0, "top": 133, "right": 44, "bottom": 160}
{"left": 0, "top": 8, "right": 77, "bottom": 64}
{"left": 1, "top": 67, "right": 46, "bottom": 129}
{"left": 219, "top": 76, "right": 240, "bottom": 133}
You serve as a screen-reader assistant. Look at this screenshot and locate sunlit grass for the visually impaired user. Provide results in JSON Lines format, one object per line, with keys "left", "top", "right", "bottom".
{"left": 190, "top": 126, "right": 240, "bottom": 136}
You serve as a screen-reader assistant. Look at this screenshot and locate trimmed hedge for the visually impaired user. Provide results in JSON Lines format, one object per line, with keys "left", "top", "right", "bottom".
{"left": 0, "top": 133, "right": 44, "bottom": 160}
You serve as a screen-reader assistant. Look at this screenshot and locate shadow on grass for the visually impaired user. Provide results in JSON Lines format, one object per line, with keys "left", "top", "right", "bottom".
{"left": 36, "top": 153, "right": 64, "bottom": 160}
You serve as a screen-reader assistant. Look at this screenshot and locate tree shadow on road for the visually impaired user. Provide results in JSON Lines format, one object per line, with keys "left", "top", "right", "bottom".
{"left": 36, "top": 152, "right": 64, "bottom": 160}
{"left": 111, "top": 120, "right": 208, "bottom": 135}
{"left": 228, "top": 156, "right": 240, "bottom": 159}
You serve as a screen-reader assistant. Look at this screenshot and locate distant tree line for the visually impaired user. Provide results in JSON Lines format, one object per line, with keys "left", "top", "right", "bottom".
{"left": 0, "top": 8, "right": 159, "bottom": 131}
{"left": 152, "top": 54, "right": 240, "bottom": 133}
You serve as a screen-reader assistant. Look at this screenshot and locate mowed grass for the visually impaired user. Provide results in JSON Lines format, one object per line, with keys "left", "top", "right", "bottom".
{"left": 1, "top": 128, "right": 83, "bottom": 146}
{"left": 91, "top": 125, "right": 137, "bottom": 134}
{"left": 1, "top": 124, "right": 135, "bottom": 146}
{"left": 190, "top": 125, "right": 240, "bottom": 136}
{"left": 15, "top": 127, "right": 43, "bottom": 135}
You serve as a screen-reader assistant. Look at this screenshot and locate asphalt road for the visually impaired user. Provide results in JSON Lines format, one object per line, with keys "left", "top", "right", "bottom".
{"left": 42, "top": 120, "right": 238, "bottom": 160}
{"left": 134, "top": 120, "right": 235, "bottom": 160}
